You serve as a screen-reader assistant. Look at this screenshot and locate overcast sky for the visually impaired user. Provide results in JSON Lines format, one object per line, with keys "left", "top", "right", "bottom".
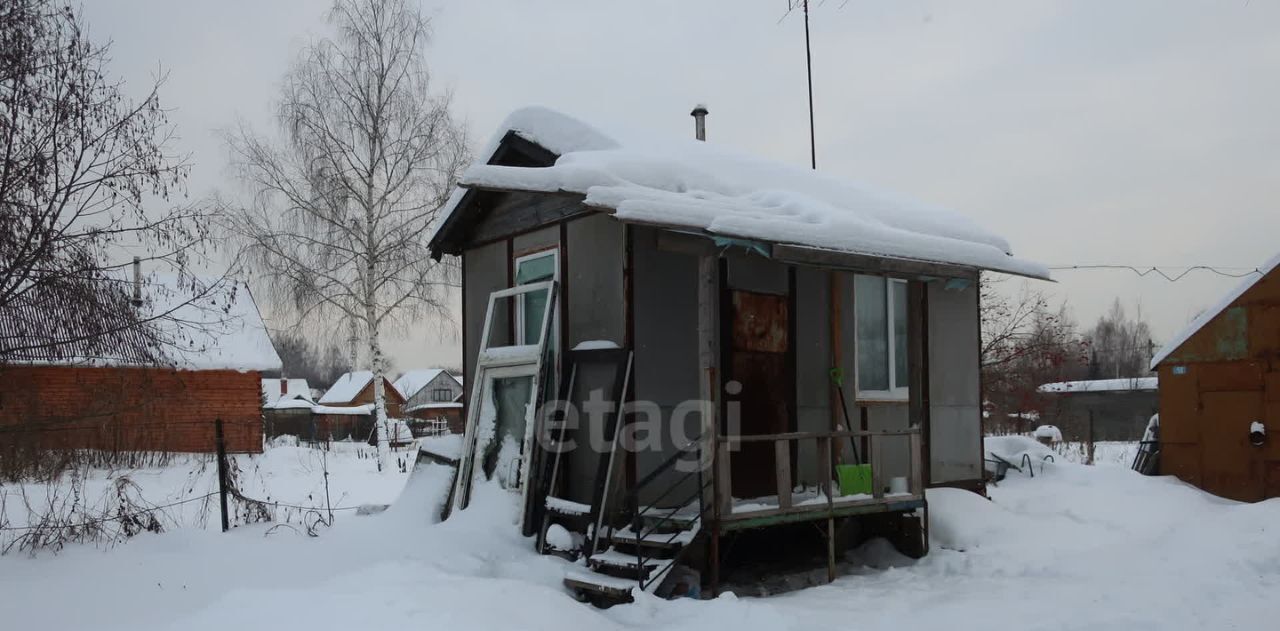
{"left": 83, "top": 0, "right": 1279, "bottom": 373}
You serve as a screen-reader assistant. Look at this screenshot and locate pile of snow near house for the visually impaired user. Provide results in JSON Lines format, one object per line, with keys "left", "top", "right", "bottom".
{"left": 3, "top": 453, "right": 1278, "bottom": 629}
{"left": 1033, "top": 424, "right": 1063, "bottom": 442}
{"left": 439, "top": 106, "right": 1049, "bottom": 279}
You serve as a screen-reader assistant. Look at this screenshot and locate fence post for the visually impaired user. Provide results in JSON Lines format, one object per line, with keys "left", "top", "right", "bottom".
{"left": 214, "top": 418, "right": 230, "bottom": 532}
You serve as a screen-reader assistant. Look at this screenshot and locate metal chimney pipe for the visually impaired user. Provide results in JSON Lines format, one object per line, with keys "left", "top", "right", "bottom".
{"left": 131, "top": 256, "right": 143, "bottom": 307}
{"left": 690, "top": 104, "right": 709, "bottom": 141}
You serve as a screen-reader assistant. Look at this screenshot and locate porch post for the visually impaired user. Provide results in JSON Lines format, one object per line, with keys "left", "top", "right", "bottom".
{"left": 697, "top": 252, "right": 721, "bottom": 594}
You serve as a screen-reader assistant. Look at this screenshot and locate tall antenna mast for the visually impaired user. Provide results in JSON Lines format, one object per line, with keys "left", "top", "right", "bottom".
{"left": 803, "top": 0, "right": 816, "bottom": 170}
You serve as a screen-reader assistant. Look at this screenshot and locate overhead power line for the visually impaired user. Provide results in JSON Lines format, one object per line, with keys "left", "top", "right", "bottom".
{"left": 1047, "top": 265, "right": 1264, "bottom": 282}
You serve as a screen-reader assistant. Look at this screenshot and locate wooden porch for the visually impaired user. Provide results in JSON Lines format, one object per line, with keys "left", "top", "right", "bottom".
{"left": 709, "top": 427, "right": 925, "bottom": 531}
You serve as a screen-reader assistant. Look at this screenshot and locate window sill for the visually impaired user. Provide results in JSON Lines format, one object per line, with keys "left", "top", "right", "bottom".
{"left": 855, "top": 392, "right": 909, "bottom": 405}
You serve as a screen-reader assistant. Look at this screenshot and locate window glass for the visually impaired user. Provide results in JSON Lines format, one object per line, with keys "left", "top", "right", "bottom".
{"left": 893, "top": 280, "right": 908, "bottom": 388}
{"left": 515, "top": 252, "right": 556, "bottom": 345}
{"left": 855, "top": 275, "right": 889, "bottom": 392}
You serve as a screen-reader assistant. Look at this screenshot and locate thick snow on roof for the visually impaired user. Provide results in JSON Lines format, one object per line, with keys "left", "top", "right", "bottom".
{"left": 319, "top": 370, "right": 374, "bottom": 404}
{"left": 438, "top": 106, "right": 1049, "bottom": 279}
{"left": 393, "top": 368, "right": 455, "bottom": 399}
{"left": 262, "top": 378, "right": 315, "bottom": 409}
{"left": 1038, "top": 377, "right": 1158, "bottom": 394}
{"left": 1151, "top": 251, "right": 1280, "bottom": 368}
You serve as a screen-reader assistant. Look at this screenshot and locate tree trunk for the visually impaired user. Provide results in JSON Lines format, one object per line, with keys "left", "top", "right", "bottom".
{"left": 367, "top": 308, "right": 391, "bottom": 471}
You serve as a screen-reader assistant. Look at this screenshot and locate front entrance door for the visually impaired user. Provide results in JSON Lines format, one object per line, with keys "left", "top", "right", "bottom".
{"left": 728, "top": 289, "right": 792, "bottom": 499}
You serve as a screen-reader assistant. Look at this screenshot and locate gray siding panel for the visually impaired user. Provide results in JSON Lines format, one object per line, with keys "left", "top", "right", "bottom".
{"left": 927, "top": 282, "right": 982, "bottom": 484}
{"left": 794, "top": 266, "right": 830, "bottom": 486}
{"left": 632, "top": 226, "right": 701, "bottom": 505}
{"left": 462, "top": 241, "right": 509, "bottom": 393}
{"left": 565, "top": 214, "right": 626, "bottom": 347}
{"left": 511, "top": 225, "right": 559, "bottom": 257}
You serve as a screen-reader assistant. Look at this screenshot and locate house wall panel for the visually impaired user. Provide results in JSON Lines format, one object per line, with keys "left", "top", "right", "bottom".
{"left": 462, "top": 240, "right": 510, "bottom": 392}
{"left": 926, "top": 282, "right": 982, "bottom": 484}
{"left": 631, "top": 226, "right": 700, "bottom": 505}
{"left": 565, "top": 214, "right": 625, "bottom": 348}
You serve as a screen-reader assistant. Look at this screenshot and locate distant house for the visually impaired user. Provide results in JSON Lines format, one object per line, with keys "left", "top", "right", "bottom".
{"left": 1151, "top": 252, "right": 1280, "bottom": 502}
{"left": 313, "top": 370, "right": 406, "bottom": 442}
{"left": 0, "top": 275, "right": 281, "bottom": 454}
{"left": 1036, "top": 378, "right": 1158, "bottom": 442}
{"left": 394, "top": 369, "right": 463, "bottom": 434}
{"left": 261, "top": 377, "right": 315, "bottom": 439}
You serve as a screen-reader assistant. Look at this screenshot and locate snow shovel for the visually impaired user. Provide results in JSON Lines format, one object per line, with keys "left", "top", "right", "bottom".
{"left": 830, "top": 368, "right": 872, "bottom": 496}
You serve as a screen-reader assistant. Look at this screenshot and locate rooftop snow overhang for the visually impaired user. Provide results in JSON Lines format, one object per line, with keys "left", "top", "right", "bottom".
{"left": 428, "top": 107, "right": 1051, "bottom": 281}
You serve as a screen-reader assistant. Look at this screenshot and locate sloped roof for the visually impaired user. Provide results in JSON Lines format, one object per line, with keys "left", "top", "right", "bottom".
{"left": 262, "top": 378, "right": 314, "bottom": 409}
{"left": 1151, "top": 251, "right": 1280, "bottom": 368}
{"left": 319, "top": 371, "right": 405, "bottom": 404}
{"left": 394, "top": 368, "right": 454, "bottom": 399}
{"left": 0, "top": 274, "right": 282, "bottom": 371}
{"left": 430, "top": 106, "right": 1049, "bottom": 280}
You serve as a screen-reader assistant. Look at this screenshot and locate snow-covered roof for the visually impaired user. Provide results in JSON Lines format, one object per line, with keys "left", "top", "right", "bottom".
{"left": 1038, "top": 377, "right": 1158, "bottom": 394}
{"left": 405, "top": 401, "right": 463, "bottom": 413}
{"left": 149, "top": 277, "right": 283, "bottom": 372}
{"left": 312, "top": 403, "right": 374, "bottom": 415}
{"left": 1151, "top": 251, "right": 1280, "bottom": 368}
{"left": 433, "top": 106, "right": 1049, "bottom": 280}
{"left": 319, "top": 370, "right": 373, "bottom": 404}
{"left": 393, "top": 368, "right": 458, "bottom": 399}
{"left": 262, "top": 378, "right": 312, "bottom": 403}
{"left": 0, "top": 274, "right": 282, "bottom": 372}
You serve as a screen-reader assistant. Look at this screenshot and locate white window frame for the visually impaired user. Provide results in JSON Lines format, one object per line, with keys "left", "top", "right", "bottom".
{"left": 854, "top": 276, "right": 910, "bottom": 402}
{"left": 512, "top": 248, "right": 559, "bottom": 346}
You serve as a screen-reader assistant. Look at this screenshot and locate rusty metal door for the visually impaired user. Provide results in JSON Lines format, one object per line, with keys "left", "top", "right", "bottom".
{"left": 728, "top": 290, "right": 791, "bottom": 499}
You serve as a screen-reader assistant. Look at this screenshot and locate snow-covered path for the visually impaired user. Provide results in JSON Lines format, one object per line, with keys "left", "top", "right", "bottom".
{"left": 1, "top": 460, "right": 1277, "bottom": 630}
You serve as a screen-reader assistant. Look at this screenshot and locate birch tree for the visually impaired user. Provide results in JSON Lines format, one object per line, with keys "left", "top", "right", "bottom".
{"left": 221, "top": 0, "right": 468, "bottom": 467}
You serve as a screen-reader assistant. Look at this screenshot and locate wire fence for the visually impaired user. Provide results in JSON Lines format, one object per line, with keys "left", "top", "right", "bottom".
{"left": 0, "top": 417, "right": 425, "bottom": 554}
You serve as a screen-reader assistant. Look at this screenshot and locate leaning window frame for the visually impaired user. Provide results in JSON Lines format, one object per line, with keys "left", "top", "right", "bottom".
{"left": 512, "top": 248, "right": 559, "bottom": 346}
{"left": 854, "top": 276, "right": 910, "bottom": 402}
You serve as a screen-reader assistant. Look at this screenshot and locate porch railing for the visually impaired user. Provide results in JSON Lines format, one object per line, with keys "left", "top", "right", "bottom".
{"left": 715, "top": 427, "right": 923, "bottom": 519}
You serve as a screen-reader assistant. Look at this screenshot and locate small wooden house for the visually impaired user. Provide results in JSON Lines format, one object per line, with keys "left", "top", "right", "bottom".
{"left": 0, "top": 276, "right": 280, "bottom": 455}
{"left": 1151, "top": 252, "right": 1280, "bottom": 502}
{"left": 427, "top": 107, "right": 1049, "bottom": 601}
{"left": 313, "top": 371, "right": 406, "bottom": 442}
{"left": 395, "top": 369, "right": 464, "bottom": 434}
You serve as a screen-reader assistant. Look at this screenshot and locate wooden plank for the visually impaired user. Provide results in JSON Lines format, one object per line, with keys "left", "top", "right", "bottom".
{"left": 720, "top": 495, "right": 927, "bottom": 530}
{"left": 909, "top": 431, "right": 923, "bottom": 495}
{"left": 775, "top": 439, "right": 793, "bottom": 509}
{"left": 871, "top": 435, "right": 885, "bottom": 499}
{"left": 468, "top": 192, "right": 590, "bottom": 246}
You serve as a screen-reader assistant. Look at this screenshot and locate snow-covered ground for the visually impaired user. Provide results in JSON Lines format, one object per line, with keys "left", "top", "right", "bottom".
{"left": 0, "top": 440, "right": 416, "bottom": 544}
{"left": 2, "top": 451, "right": 1278, "bottom": 630}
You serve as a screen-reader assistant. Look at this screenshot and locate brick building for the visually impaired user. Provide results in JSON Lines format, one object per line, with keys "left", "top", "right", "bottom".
{"left": 0, "top": 276, "right": 282, "bottom": 455}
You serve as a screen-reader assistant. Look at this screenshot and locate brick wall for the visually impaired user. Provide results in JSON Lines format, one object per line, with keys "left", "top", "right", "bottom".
{"left": 0, "top": 365, "right": 264, "bottom": 454}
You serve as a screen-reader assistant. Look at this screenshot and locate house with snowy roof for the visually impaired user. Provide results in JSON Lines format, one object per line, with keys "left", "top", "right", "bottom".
{"left": 0, "top": 273, "right": 281, "bottom": 454}
{"left": 394, "top": 369, "right": 464, "bottom": 434}
{"left": 312, "top": 370, "right": 406, "bottom": 443}
{"left": 1150, "top": 251, "right": 1280, "bottom": 502}
{"left": 426, "top": 106, "right": 1049, "bottom": 602}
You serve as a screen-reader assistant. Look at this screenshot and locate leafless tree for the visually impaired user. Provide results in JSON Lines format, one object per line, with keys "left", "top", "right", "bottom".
{"left": 0, "top": 1, "right": 225, "bottom": 368}
{"left": 0, "top": 1, "right": 217, "bottom": 365}
{"left": 980, "top": 274, "right": 1088, "bottom": 430}
{"left": 220, "top": 0, "right": 468, "bottom": 467}
{"left": 1084, "top": 299, "right": 1154, "bottom": 379}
